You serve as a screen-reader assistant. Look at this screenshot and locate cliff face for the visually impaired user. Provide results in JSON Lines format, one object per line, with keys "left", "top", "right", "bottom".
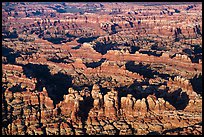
{"left": 2, "top": 2, "right": 202, "bottom": 135}
{"left": 2, "top": 81, "right": 202, "bottom": 135}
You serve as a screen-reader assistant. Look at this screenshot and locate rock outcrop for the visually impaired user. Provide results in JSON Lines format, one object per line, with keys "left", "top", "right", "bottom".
{"left": 2, "top": 2, "right": 202, "bottom": 135}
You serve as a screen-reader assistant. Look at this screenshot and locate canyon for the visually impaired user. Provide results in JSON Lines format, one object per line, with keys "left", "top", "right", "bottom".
{"left": 2, "top": 2, "right": 202, "bottom": 135}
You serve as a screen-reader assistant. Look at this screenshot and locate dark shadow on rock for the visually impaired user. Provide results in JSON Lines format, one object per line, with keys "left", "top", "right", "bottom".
{"left": 77, "top": 86, "right": 95, "bottom": 135}
{"left": 125, "top": 61, "right": 172, "bottom": 80}
{"left": 116, "top": 86, "right": 130, "bottom": 110}
{"left": 2, "top": 46, "right": 21, "bottom": 64}
{"left": 158, "top": 73, "right": 174, "bottom": 80}
{"left": 192, "top": 44, "right": 202, "bottom": 53}
{"left": 8, "top": 83, "right": 27, "bottom": 93}
{"left": 111, "top": 23, "right": 119, "bottom": 34}
{"left": 43, "top": 37, "right": 72, "bottom": 44}
{"left": 190, "top": 74, "right": 202, "bottom": 96}
{"left": 146, "top": 131, "right": 161, "bottom": 135}
{"left": 100, "top": 86, "right": 110, "bottom": 96}
{"left": 71, "top": 44, "right": 81, "bottom": 50}
{"left": 194, "top": 24, "right": 202, "bottom": 36}
{"left": 190, "top": 55, "right": 202, "bottom": 63}
{"left": 77, "top": 36, "right": 99, "bottom": 44}
{"left": 2, "top": 30, "right": 18, "bottom": 39}
{"left": 47, "top": 57, "right": 74, "bottom": 64}
{"left": 139, "top": 50, "right": 162, "bottom": 57}
{"left": 79, "top": 95, "right": 93, "bottom": 134}
{"left": 2, "top": 89, "right": 9, "bottom": 128}
{"left": 182, "top": 48, "right": 193, "bottom": 55}
{"left": 22, "top": 63, "right": 73, "bottom": 106}
{"left": 79, "top": 95, "right": 93, "bottom": 119}
{"left": 115, "top": 84, "right": 147, "bottom": 110}
{"left": 129, "top": 46, "right": 140, "bottom": 54}
{"left": 93, "top": 41, "right": 117, "bottom": 55}
{"left": 121, "top": 80, "right": 190, "bottom": 110}
{"left": 164, "top": 88, "right": 189, "bottom": 110}
{"left": 84, "top": 58, "right": 106, "bottom": 68}
{"left": 125, "top": 61, "right": 158, "bottom": 78}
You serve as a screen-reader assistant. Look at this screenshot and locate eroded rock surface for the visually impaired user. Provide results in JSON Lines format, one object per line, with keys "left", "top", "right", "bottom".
{"left": 2, "top": 2, "right": 202, "bottom": 135}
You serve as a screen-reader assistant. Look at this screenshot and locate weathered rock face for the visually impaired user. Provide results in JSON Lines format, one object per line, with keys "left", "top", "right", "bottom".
{"left": 2, "top": 81, "right": 202, "bottom": 135}
{"left": 103, "top": 90, "right": 118, "bottom": 120}
{"left": 91, "top": 84, "right": 103, "bottom": 110}
{"left": 57, "top": 87, "right": 84, "bottom": 122}
{"left": 2, "top": 2, "right": 202, "bottom": 135}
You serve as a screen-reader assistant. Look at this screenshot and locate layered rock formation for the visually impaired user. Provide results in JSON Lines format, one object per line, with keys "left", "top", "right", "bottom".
{"left": 2, "top": 2, "right": 202, "bottom": 135}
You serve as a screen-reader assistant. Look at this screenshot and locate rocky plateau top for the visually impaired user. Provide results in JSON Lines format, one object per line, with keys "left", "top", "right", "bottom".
{"left": 2, "top": 2, "right": 202, "bottom": 135}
